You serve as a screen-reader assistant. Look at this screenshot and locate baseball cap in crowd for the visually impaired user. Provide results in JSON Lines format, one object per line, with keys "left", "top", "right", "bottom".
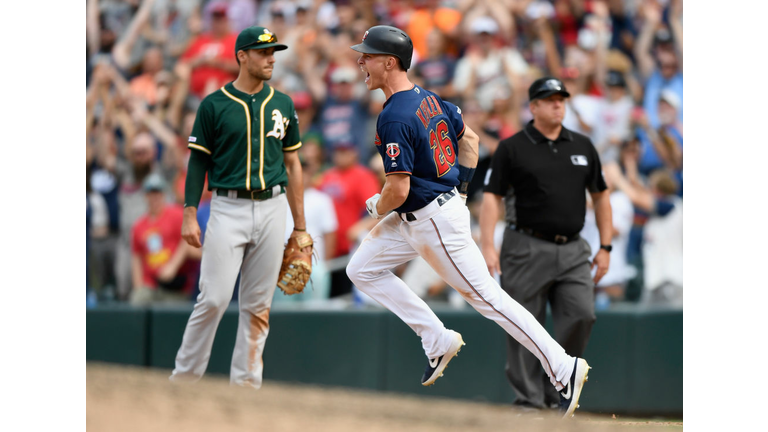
{"left": 210, "top": 1, "right": 229, "bottom": 18}
{"left": 653, "top": 28, "right": 674, "bottom": 47}
{"left": 296, "top": 1, "right": 311, "bottom": 12}
{"left": 331, "top": 67, "right": 358, "bottom": 84}
{"left": 528, "top": 77, "right": 571, "bottom": 101}
{"left": 143, "top": 173, "right": 167, "bottom": 192}
{"left": 471, "top": 16, "right": 499, "bottom": 35}
{"left": 659, "top": 89, "right": 681, "bottom": 112}
{"left": 605, "top": 70, "right": 627, "bottom": 88}
{"left": 331, "top": 141, "right": 357, "bottom": 151}
{"left": 292, "top": 91, "right": 313, "bottom": 110}
{"left": 235, "top": 26, "right": 288, "bottom": 54}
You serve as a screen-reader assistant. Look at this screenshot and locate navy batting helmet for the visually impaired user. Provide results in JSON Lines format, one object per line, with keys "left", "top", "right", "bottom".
{"left": 350, "top": 25, "right": 413, "bottom": 71}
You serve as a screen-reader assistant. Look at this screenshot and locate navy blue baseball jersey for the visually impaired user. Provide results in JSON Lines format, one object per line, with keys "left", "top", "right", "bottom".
{"left": 375, "top": 85, "right": 465, "bottom": 213}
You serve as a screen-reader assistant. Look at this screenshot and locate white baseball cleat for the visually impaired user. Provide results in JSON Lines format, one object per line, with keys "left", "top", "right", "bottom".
{"left": 559, "top": 358, "right": 591, "bottom": 419}
{"left": 421, "top": 331, "right": 465, "bottom": 386}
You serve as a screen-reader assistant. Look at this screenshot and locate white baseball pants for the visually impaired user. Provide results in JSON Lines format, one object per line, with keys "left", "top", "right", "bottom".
{"left": 171, "top": 192, "right": 287, "bottom": 388}
{"left": 347, "top": 191, "right": 575, "bottom": 390}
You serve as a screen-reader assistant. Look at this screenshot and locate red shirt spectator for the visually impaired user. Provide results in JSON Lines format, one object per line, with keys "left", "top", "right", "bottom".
{"left": 319, "top": 144, "right": 381, "bottom": 257}
{"left": 131, "top": 201, "right": 195, "bottom": 293}
{"left": 179, "top": 5, "right": 238, "bottom": 99}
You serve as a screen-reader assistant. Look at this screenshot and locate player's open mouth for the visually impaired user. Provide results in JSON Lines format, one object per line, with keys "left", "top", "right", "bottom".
{"left": 365, "top": 72, "right": 370, "bottom": 84}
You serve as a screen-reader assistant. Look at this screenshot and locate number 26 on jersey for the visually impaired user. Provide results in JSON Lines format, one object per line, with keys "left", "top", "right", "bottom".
{"left": 430, "top": 120, "right": 456, "bottom": 177}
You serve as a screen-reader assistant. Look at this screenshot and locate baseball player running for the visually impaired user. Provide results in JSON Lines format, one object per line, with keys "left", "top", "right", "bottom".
{"left": 347, "top": 26, "right": 590, "bottom": 418}
{"left": 170, "top": 26, "right": 310, "bottom": 389}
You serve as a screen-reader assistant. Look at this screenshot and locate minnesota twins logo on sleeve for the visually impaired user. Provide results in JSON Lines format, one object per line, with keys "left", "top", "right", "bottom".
{"left": 386, "top": 143, "right": 400, "bottom": 160}
{"left": 267, "top": 109, "right": 289, "bottom": 140}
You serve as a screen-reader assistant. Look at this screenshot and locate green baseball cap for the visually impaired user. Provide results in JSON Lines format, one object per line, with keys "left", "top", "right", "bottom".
{"left": 235, "top": 26, "right": 288, "bottom": 55}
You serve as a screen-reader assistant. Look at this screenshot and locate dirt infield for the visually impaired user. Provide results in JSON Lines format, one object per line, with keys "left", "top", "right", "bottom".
{"left": 86, "top": 363, "right": 681, "bottom": 431}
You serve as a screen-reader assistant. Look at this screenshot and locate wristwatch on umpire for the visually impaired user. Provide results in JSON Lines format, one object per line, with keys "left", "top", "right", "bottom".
{"left": 599, "top": 244, "right": 613, "bottom": 252}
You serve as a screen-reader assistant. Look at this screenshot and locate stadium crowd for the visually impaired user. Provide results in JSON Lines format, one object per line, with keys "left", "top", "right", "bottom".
{"left": 86, "top": 0, "right": 683, "bottom": 310}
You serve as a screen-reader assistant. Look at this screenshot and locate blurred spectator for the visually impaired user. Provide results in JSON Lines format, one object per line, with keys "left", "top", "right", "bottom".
{"left": 129, "top": 47, "right": 167, "bottom": 107}
{"left": 452, "top": 16, "right": 529, "bottom": 111}
{"left": 552, "top": 0, "right": 584, "bottom": 48}
{"left": 218, "top": 0, "right": 257, "bottom": 34}
{"left": 292, "top": 90, "right": 319, "bottom": 137}
{"left": 115, "top": 132, "right": 173, "bottom": 300}
{"left": 87, "top": 170, "right": 115, "bottom": 300}
{"left": 485, "top": 87, "right": 520, "bottom": 141}
{"left": 606, "top": 0, "right": 638, "bottom": 61}
{"left": 611, "top": 167, "right": 682, "bottom": 307}
{"left": 87, "top": 194, "right": 96, "bottom": 308}
{"left": 411, "top": 29, "right": 458, "bottom": 101}
{"left": 582, "top": 163, "right": 636, "bottom": 309}
{"left": 143, "top": 0, "right": 202, "bottom": 67}
{"left": 318, "top": 66, "right": 373, "bottom": 162}
{"left": 404, "top": 0, "right": 462, "bottom": 61}
{"left": 278, "top": 158, "right": 339, "bottom": 305}
{"left": 635, "top": 0, "right": 683, "bottom": 129}
{"left": 633, "top": 93, "right": 683, "bottom": 188}
{"left": 110, "top": 0, "right": 160, "bottom": 74}
{"left": 561, "top": 66, "right": 599, "bottom": 137}
{"left": 129, "top": 173, "right": 201, "bottom": 306}
{"left": 460, "top": 98, "right": 499, "bottom": 199}
{"left": 319, "top": 141, "right": 380, "bottom": 259}
{"left": 298, "top": 132, "right": 328, "bottom": 183}
{"left": 590, "top": 69, "right": 634, "bottom": 163}
{"left": 177, "top": 1, "right": 238, "bottom": 100}
{"left": 318, "top": 141, "right": 381, "bottom": 297}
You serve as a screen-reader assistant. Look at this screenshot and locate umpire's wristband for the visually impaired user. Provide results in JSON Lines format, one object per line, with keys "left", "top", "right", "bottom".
{"left": 458, "top": 165, "right": 476, "bottom": 195}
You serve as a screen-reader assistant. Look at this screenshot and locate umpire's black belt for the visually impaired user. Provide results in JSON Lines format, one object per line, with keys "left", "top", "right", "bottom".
{"left": 513, "top": 226, "right": 579, "bottom": 245}
{"left": 216, "top": 185, "right": 285, "bottom": 200}
{"left": 399, "top": 189, "right": 455, "bottom": 222}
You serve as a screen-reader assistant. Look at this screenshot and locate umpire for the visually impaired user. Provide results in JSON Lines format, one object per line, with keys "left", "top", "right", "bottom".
{"left": 479, "top": 77, "right": 613, "bottom": 411}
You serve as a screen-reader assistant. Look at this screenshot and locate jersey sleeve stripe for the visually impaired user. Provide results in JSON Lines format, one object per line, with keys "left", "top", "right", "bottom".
{"left": 457, "top": 123, "right": 466, "bottom": 140}
{"left": 188, "top": 143, "right": 212, "bottom": 155}
{"left": 283, "top": 141, "right": 302, "bottom": 152}
{"left": 385, "top": 171, "right": 412, "bottom": 176}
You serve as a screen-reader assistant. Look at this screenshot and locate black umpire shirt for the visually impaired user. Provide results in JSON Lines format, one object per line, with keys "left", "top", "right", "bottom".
{"left": 484, "top": 120, "right": 607, "bottom": 237}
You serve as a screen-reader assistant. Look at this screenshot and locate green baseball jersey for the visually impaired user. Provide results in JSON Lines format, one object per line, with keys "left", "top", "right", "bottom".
{"left": 187, "top": 82, "right": 302, "bottom": 191}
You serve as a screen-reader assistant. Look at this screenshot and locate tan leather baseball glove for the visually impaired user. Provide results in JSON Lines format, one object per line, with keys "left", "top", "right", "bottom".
{"left": 277, "top": 233, "right": 313, "bottom": 295}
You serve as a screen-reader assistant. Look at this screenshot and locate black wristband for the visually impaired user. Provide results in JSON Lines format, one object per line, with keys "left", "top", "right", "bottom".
{"left": 458, "top": 165, "right": 476, "bottom": 195}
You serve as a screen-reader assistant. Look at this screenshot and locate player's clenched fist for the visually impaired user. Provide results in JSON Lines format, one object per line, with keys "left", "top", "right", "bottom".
{"left": 366, "top": 193, "right": 383, "bottom": 219}
{"left": 181, "top": 207, "right": 202, "bottom": 248}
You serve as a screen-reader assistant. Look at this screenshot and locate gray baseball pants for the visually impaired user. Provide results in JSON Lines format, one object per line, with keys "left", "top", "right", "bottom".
{"left": 170, "top": 192, "right": 287, "bottom": 388}
{"left": 500, "top": 228, "right": 596, "bottom": 409}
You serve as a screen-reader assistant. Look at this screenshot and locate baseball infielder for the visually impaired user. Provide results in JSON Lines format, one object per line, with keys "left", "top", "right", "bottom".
{"left": 170, "top": 26, "right": 309, "bottom": 389}
{"left": 347, "top": 26, "right": 591, "bottom": 418}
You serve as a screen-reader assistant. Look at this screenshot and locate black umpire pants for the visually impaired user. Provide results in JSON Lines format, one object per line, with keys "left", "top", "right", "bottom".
{"left": 500, "top": 228, "right": 596, "bottom": 409}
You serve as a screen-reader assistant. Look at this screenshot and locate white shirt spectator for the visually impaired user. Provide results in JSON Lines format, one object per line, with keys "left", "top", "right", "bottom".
{"left": 452, "top": 48, "right": 529, "bottom": 112}
{"left": 581, "top": 190, "right": 636, "bottom": 288}
{"left": 285, "top": 187, "right": 338, "bottom": 263}
{"left": 642, "top": 196, "right": 683, "bottom": 305}
{"left": 591, "top": 95, "right": 634, "bottom": 163}
{"left": 563, "top": 94, "right": 601, "bottom": 137}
